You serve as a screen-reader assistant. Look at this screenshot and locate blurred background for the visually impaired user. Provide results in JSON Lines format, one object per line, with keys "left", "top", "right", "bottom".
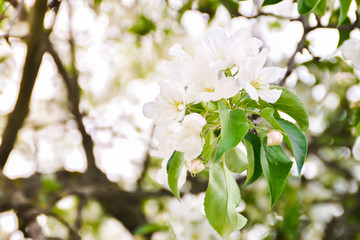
{"left": 0, "top": 0, "right": 360, "bottom": 239}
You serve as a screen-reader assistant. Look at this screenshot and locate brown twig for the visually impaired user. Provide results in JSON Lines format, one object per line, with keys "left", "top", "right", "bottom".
{"left": 0, "top": 0, "right": 48, "bottom": 169}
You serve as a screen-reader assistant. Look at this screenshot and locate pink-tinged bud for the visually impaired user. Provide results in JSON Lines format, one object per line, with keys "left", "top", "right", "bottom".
{"left": 267, "top": 130, "right": 283, "bottom": 146}
{"left": 188, "top": 159, "right": 205, "bottom": 175}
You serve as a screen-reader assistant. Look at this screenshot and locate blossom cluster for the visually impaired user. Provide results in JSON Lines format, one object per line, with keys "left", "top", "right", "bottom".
{"left": 143, "top": 27, "right": 285, "bottom": 180}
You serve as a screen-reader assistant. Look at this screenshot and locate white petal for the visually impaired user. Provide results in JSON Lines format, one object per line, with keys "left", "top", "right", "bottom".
{"left": 341, "top": 38, "right": 360, "bottom": 69}
{"left": 169, "top": 43, "right": 192, "bottom": 62}
{"left": 207, "top": 27, "right": 227, "bottom": 52}
{"left": 258, "top": 89, "right": 282, "bottom": 103}
{"left": 261, "top": 67, "right": 286, "bottom": 84}
{"left": 353, "top": 137, "right": 360, "bottom": 161}
{"left": 214, "top": 77, "right": 241, "bottom": 99}
{"left": 244, "top": 82, "right": 259, "bottom": 101}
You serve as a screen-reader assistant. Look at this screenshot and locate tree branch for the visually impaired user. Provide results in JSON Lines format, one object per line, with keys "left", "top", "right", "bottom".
{"left": 0, "top": 0, "right": 48, "bottom": 169}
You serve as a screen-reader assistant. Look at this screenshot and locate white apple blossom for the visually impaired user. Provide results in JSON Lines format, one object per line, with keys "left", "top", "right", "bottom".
{"left": 161, "top": 44, "right": 192, "bottom": 85}
{"left": 155, "top": 114, "right": 206, "bottom": 188}
{"left": 152, "top": 122, "right": 181, "bottom": 160}
{"left": 201, "top": 27, "right": 263, "bottom": 71}
{"left": 239, "top": 50, "right": 285, "bottom": 103}
{"left": 143, "top": 80, "right": 186, "bottom": 125}
{"left": 173, "top": 113, "right": 206, "bottom": 162}
{"left": 185, "top": 49, "right": 241, "bottom": 103}
{"left": 167, "top": 193, "right": 222, "bottom": 240}
{"left": 341, "top": 38, "right": 360, "bottom": 69}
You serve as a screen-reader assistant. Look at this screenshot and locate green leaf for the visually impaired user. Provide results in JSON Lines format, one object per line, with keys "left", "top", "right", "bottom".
{"left": 259, "top": 108, "right": 307, "bottom": 177}
{"left": 243, "top": 133, "right": 262, "bottom": 187}
{"left": 134, "top": 224, "right": 168, "bottom": 235}
{"left": 225, "top": 147, "right": 248, "bottom": 174}
{"left": 202, "top": 130, "right": 216, "bottom": 163}
{"left": 339, "top": 0, "right": 352, "bottom": 26}
{"left": 220, "top": 0, "right": 240, "bottom": 17}
{"left": 354, "top": 107, "right": 360, "bottom": 126}
{"left": 198, "top": 0, "right": 220, "bottom": 20}
{"left": 356, "top": 122, "right": 360, "bottom": 137}
{"left": 215, "top": 101, "right": 249, "bottom": 161}
{"left": 204, "top": 161, "right": 247, "bottom": 239}
{"left": 276, "top": 117, "right": 308, "bottom": 176}
{"left": 262, "top": 0, "right": 284, "bottom": 6}
{"left": 338, "top": 28, "right": 351, "bottom": 47}
{"left": 167, "top": 151, "right": 185, "bottom": 200}
{"left": 272, "top": 86, "right": 309, "bottom": 132}
{"left": 298, "top": 0, "right": 321, "bottom": 14}
{"left": 313, "top": 0, "right": 327, "bottom": 16}
{"left": 261, "top": 137, "right": 293, "bottom": 207}
{"left": 129, "top": 15, "right": 156, "bottom": 36}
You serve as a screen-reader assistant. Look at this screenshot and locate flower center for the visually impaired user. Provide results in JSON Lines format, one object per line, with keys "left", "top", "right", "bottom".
{"left": 204, "top": 87, "right": 215, "bottom": 92}
{"left": 251, "top": 81, "right": 261, "bottom": 89}
{"left": 175, "top": 102, "right": 185, "bottom": 111}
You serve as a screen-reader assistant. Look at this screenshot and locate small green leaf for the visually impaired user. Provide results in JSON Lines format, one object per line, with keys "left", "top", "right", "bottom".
{"left": 261, "top": 137, "right": 293, "bottom": 207}
{"left": 313, "top": 0, "right": 327, "bottom": 16}
{"left": 220, "top": 0, "right": 240, "bottom": 17}
{"left": 243, "top": 133, "right": 262, "bottom": 187}
{"left": 338, "top": 28, "right": 351, "bottom": 47}
{"left": 215, "top": 101, "right": 249, "bottom": 161}
{"left": 339, "top": 0, "right": 352, "bottom": 26}
{"left": 225, "top": 147, "right": 248, "bottom": 174}
{"left": 297, "top": 0, "right": 321, "bottom": 14}
{"left": 129, "top": 15, "right": 156, "bottom": 36}
{"left": 272, "top": 86, "right": 309, "bottom": 132}
{"left": 202, "top": 130, "right": 216, "bottom": 163}
{"left": 167, "top": 151, "right": 185, "bottom": 200}
{"left": 204, "top": 161, "right": 247, "bottom": 239}
{"left": 355, "top": 122, "right": 360, "bottom": 137}
{"left": 134, "top": 224, "right": 168, "bottom": 235}
{"left": 354, "top": 107, "right": 360, "bottom": 126}
{"left": 276, "top": 117, "right": 308, "bottom": 176}
{"left": 262, "top": 0, "right": 284, "bottom": 6}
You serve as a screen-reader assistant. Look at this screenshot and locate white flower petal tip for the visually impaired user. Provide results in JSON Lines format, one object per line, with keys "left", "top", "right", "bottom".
{"left": 341, "top": 38, "right": 360, "bottom": 69}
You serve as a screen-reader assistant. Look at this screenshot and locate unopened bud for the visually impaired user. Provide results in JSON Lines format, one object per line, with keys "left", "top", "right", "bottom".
{"left": 188, "top": 159, "right": 205, "bottom": 175}
{"left": 267, "top": 130, "right": 283, "bottom": 146}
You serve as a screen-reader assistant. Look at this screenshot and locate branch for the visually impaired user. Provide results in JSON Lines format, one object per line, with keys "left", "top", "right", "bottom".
{"left": 279, "top": 15, "right": 309, "bottom": 86}
{"left": 0, "top": 0, "right": 48, "bottom": 169}
{"left": 46, "top": 41, "right": 101, "bottom": 178}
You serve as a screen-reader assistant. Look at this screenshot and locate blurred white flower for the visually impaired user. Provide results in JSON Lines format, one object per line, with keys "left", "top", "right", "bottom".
{"left": 341, "top": 38, "right": 360, "bottom": 69}
{"left": 185, "top": 49, "right": 240, "bottom": 103}
{"left": 143, "top": 80, "right": 186, "bottom": 125}
{"left": 239, "top": 50, "right": 284, "bottom": 103}
{"left": 167, "top": 193, "right": 222, "bottom": 240}
{"left": 161, "top": 44, "right": 192, "bottom": 85}
{"left": 202, "top": 27, "right": 263, "bottom": 71}
{"left": 153, "top": 122, "right": 181, "bottom": 160}
{"left": 153, "top": 113, "right": 206, "bottom": 165}
{"left": 353, "top": 136, "right": 360, "bottom": 161}
{"left": 173, "top": 113, "right": 206, "bottom": 162}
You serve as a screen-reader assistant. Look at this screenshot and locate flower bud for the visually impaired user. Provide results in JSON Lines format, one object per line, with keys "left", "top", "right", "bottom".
{"left": 267, "top": 130, "right": 283, "bottom": 146}
{"left": 188, "top": 159, "right": 205, "bottom": 175}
